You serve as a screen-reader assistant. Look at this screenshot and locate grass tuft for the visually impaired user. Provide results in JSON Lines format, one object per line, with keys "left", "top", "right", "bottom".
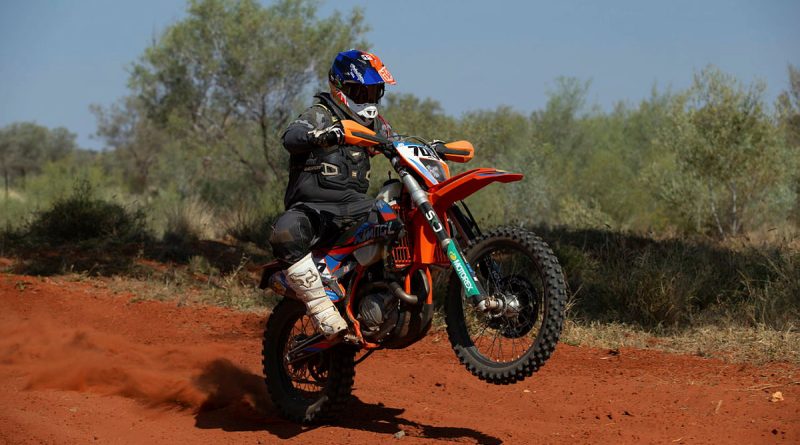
{"left": 561, "top": 320, "right": 800, "bottom": 364}
{"left": 163, "top": 197, "right": 218, "bottom": 244}
{"left": 540, "top": 226, "right": 800, "bottom": 330}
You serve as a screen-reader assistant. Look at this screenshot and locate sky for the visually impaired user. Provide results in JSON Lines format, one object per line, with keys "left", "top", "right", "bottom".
{"left": 1, "top": 0, "right": 798, "bottom": 150}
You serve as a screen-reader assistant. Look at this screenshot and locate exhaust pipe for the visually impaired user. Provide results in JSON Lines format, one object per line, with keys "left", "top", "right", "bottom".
{"left": 389, "top": 281, "right": 418, "bottom": 305}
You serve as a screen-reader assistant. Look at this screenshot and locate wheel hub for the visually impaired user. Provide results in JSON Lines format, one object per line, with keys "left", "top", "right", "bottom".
{"left": 485, "top": 275, "right": 539, "bottom": 339}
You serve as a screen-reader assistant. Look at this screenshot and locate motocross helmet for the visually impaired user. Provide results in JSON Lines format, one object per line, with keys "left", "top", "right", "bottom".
{"left": 328, "top": 49, "right": 396, "bottom": 124}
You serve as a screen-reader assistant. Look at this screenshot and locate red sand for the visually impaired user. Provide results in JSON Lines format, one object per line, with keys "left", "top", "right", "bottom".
{"left": 0, "top": 273, "right": 797, "bottom": 444}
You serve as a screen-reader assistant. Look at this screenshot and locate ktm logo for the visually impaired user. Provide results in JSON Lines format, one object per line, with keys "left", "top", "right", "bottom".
{"left": 289, "top": 269, "right": 318, "bottom": 289}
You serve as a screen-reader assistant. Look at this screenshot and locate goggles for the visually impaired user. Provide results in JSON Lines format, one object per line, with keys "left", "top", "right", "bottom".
{"left": 341, "top": 82, "right": 385, "bottom": 104}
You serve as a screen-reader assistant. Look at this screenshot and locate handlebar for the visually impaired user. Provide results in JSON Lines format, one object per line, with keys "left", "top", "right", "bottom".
{"left": 344, "top": 125, "right": 397, "bottom": 158}
{"left": 350, "top": 130, "right": 390, "bottom": 146}
{"left": 341, "top": 119, "right": 473, "bottom": 162}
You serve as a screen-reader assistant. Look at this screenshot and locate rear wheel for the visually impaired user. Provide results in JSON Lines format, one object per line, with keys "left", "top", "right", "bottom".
{"left": 445, "top": 227, "right": 566, "bottom": 384}
{"left": 262, "top": 298, "right": 355, "bottom": 423}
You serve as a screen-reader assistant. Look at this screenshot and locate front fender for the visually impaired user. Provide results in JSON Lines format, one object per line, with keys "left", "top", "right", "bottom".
{"left": 404, "top": 168, "right": 522, "bottom": 265}
{"left": 428, "top": 168, "right": 523, "bottom": 212}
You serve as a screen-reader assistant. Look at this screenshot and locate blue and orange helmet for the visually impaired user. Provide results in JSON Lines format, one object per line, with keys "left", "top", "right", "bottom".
{"left": 329, "top": 49, "right": 396, "bottom": 122}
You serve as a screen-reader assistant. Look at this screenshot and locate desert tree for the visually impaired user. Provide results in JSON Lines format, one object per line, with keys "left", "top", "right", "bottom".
{"left": 775, "top": 65, "right": 800, "bottom": 226}
{"left": 127, "top": 0, "right": 368, "bottom": 189}
{"left": 656, "top": 66, "right": 786, "bottom": 237}
{"left": 92, "top": 96, "right": 167, "bottom": 194}
{"left": 0, "top": 122, "right": 76, "bottom": 197}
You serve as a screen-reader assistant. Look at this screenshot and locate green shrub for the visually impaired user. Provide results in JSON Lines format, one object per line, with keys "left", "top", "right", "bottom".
{"left": 2, "top": 180, "right": 151, "bottom": 275}
{"left": 26, "top": 180, "right": 148, "bottom": 245}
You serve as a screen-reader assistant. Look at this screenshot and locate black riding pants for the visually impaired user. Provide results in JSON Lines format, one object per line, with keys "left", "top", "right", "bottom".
{"left": 268, "top": 205, "right": 367, "bottom": 265}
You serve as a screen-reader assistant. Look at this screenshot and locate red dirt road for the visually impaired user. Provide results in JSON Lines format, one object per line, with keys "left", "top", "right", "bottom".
{"left": 1, "top": 273, "right": 797, "bottom": 444}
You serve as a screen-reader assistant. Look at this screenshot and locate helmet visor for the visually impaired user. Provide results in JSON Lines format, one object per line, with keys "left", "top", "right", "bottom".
{"left": 342, "top": 82, "right": 385, "bottom": 104}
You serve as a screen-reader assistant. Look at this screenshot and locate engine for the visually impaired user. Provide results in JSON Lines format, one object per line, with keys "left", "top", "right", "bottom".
{"left": 357, "top": 289, "right": 399, "bottom": 342}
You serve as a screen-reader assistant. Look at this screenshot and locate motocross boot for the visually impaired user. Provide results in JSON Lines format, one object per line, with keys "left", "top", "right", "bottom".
{"left": 285, "top": 253, "right": 348, "bottom": 339}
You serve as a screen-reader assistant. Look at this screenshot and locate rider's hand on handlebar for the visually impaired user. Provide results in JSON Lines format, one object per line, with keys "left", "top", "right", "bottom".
{"left": 367, "top": 141, "right": 395, "bottom": 157}
{"left": 430, "top": 139, "right": 446, "bottom": 157}
{"left": 309, "top": 125, "right": 345, "bottom": 148}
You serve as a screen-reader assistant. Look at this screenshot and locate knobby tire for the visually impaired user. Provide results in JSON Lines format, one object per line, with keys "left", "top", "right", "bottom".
{"left": 445, "top": 227, "right": 567, "bottom": 384}
{"left": 262, "top": 298, "right": 355, "bottom": 423}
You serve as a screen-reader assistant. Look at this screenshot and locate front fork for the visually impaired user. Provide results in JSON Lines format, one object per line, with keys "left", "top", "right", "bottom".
{"left": 398, "top": 170, "right": 501, "bottom": 314}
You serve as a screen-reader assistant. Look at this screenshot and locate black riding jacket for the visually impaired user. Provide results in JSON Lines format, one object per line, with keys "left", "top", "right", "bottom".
{"left": 281, "top": 92, "right": 394, "bottom": 216}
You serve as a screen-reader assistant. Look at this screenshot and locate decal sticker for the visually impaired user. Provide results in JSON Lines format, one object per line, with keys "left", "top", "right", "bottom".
{"left": 349, "top": 63, "right": 365, "bottom": 83}
{"left": 446, "top": 243, "right": 480, "bottom": 297}
{"left": 378, "top": 66, "right": 395, "bottom": 84}
{"left": 289, "top": 268, "right": 318, "bottom": 289}
{"left": 354, "top": 222, "right": 392, "bottom": 243}
{"left": 397, "top": 143, "right": 438, "bottom": 185}
{"left": 424, "top": 209, "right": 443, "bottom": 233}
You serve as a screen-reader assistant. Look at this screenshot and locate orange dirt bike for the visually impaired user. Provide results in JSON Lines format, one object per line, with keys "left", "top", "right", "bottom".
{"left": 260, "top": 120, "right": 567, "bottom": 423}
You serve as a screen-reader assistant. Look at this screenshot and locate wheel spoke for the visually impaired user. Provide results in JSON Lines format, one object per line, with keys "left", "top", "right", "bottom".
{"left": 283, "top": 314, "right": 329, "bottom": 398}
{"left": 497, "top": 330, "right": 505, "bottom": 361}
{"left": 472, "top": 321, "right": 490, "bottom": 344}
{"left": 459, "top": 243, "right": 546, "bottom": 364}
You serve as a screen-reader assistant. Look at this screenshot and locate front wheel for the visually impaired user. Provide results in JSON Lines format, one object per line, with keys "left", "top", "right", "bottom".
{"left": 445, "top": 227, "right": 567, "bottom": 384}
{"left": 262, "top": 298, "right": 356, "bottom": 423}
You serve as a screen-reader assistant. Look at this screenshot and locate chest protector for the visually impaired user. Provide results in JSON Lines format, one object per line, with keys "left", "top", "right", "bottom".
{"left": 300, "top": 96, "right": 386, "bottom": 194}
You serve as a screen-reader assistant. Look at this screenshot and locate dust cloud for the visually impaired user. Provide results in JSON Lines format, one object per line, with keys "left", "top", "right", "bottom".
{"left": 0, "top": 317, "right": 267, "bottom": 414}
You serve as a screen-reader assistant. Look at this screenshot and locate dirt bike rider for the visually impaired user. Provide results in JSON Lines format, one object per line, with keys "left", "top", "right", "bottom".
{"left": 268, "top": 50, "right": 397, "bottom": 339}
